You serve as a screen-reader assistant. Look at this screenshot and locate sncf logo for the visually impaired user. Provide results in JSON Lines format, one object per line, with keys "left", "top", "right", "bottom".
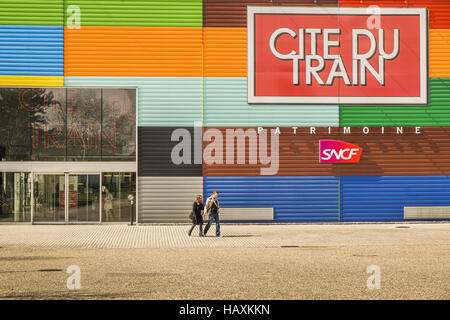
{"left": 319, "top": 140, "right": 362, "bottom": 163}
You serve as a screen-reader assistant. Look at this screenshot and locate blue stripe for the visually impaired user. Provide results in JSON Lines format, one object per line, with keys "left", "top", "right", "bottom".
{"left": 340, "top": 175, "right": 450, "bottom": 222}
{"left": 0, "top": 25, "right": 63, "bottom": 76}
{"left": 204, "top": 176, "right": 339, "bottom": 223}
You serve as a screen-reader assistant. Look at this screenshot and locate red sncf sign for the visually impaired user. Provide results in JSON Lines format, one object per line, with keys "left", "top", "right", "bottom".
{"left": 247, "top": 7, "right": 428, "bottom": 105}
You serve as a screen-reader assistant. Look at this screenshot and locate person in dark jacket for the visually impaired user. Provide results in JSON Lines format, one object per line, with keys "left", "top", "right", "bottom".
{"left": 188, "top": 195, "right": 204, "bottom": 237}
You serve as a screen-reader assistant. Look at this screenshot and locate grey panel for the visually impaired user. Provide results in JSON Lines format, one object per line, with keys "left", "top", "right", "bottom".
{"left": 138, "top": 176, "right": 203, "bottom": 223}
{"left": 220, "top": 208, "right": 274, "bottom": 221}
{"left": 404, "top": 206, "right": 450, "bottom": 219}
{"left": 138, "top": 127, "right": 202, "bottom": 176}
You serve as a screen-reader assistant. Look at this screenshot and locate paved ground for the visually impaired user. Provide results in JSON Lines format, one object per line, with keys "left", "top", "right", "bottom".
{"left": 0, "top": 223, "right": 449, "bottom": 299}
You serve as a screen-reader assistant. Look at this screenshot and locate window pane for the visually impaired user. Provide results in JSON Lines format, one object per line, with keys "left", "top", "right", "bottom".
{"left": 0, "top": 172, "right": 31, "bottom": 222}
{"left": 30, "top": 88, "right": 67, "bottom": 161}
{"left": 66, "top": 88, "right": 102, "bottom": 161}
{"left": 102, "top": 89, "right": 136, "bottom": 161}
{"left": 0, "top": 88, "right": 33, "bottom": 160}
{"left": 102, "top": 172, "right": 136, "bottom": 222}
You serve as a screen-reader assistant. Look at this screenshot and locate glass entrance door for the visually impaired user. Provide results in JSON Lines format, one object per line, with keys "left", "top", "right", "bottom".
{"left": 33, "top": 173, "right": 101, "bottom": 224}
{"left": 68, "top": 174, "right": 100, "bottom": 223}
{"left": 33, "top": 174, "right": 66, "bottom": 223}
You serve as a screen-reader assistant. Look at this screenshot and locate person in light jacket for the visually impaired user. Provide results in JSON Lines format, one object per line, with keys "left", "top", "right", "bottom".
{"left": 104, "top": 187, "right": 114, "bottom": 221}
{"left": 203, "top": 190, "right": 221, "bottom": 237}
{"left": 188, "top": 195, "right": 204, "bottom": 237}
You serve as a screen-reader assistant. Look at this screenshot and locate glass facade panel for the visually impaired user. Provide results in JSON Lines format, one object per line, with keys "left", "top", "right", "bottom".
{"left": 0, "top": 87, "right": 136, "bottom": 162}
{"left": 102, "top": 172, "right": 136, "bottom": 222}
{"left": 102, "top": 89, "right": 136, "bottom": 161}
{"left": 0, "top": 172, "right": 31, "bottom": 222}
{"left": 33, "top": 174, "right": 65, "bottom": 223}
{"left": 68, "top": 174, "right": 100, "bottom": 223}
{"left": 31, "top": 88, "right": 67, "bottom": 161}
{"left": 66, "top": 88, "right": 102, "bottom": 161}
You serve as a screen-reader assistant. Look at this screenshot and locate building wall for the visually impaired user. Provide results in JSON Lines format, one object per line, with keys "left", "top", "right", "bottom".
{"left": 340, "top": 175, "right": 450, "bottom": 222}
{"left": 0, "top": 1, "right": 449, "bottom": 222}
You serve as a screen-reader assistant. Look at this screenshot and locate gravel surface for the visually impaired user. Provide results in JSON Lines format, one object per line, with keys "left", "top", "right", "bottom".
{"left": 0, "top": 223, "right": 449, "bottom": 299}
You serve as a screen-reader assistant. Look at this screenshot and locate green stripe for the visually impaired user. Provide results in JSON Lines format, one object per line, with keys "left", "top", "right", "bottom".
{"left": 64, "top": 0, "right": 202, "bottom": 27}
{"left": 0, "top": 0, "right": 63, "bottom": 25}
{"left": 340, "top": 78, "right": 450, "bottom": 126}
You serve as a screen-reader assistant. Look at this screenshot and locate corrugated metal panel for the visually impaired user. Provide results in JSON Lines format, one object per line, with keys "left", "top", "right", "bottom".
{"left": 204, "top": 176, "right": 339, "bottom": 222}
{"left": 203, "top": 0, "right": 338, "bottom": 27}
{"left": 340, "top": 0, "right": 450, "bottom": 29}
{"left": 0, "top": 0, "right": 63, "bottom": 26}
{"left": 138, "top": 176, "right": 203, "bottom": 223}
{"left": 340, "top": 78, "right": 450, "bottom": 126}
{"left": 64, "top": 27, "right": 203, "bottom": 76}
{"left": 0, "top": 25, "right": 63, "bottom": 76}
{"left": 430, "top": 29, "right": 450, "bottom": 78}
{"left": 138, "top": 127, "right": 202, "bottom": 177}
{"left": 64, "top": 76, "right": 202, "bottom": 127}
{"left": 204, "top": 27, "right": 246, "bottom": 77}
{"left": 0, "top": 75, "right": 63, "bottom": 86}
{"left": 340, "top": 175, "right": 450, "bottom": 222}
{"left": 202, "top": 127, "right": 337, "bottom": 176}
{"left": 204, "top": 78, "right": 339, "bottom": 127}
{"left": 64, "top": 0, "right": 202, "bottom": 27}
{"left": 336, "top": 127, "right": 450, "bottom": 176}
{"left": 203, "top": 126, "right": 450, "bottom": 176}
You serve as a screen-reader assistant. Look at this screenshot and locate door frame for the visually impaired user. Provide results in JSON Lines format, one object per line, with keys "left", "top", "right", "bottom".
{"left": 31, "top": 172, "right": 102, "bottom": 225}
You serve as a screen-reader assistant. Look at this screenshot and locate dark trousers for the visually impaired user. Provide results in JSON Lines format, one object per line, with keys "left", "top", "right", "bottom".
{"left": 188, "top": 222, "right": 203, "bottom": 236}
{"left": 204, "top": 212, "right": 220, "bottom": 236}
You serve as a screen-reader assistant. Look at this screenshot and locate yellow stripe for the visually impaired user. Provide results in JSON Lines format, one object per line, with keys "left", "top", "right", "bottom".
{"left": 0, "top": 75, "right": 63, "bottom": 87}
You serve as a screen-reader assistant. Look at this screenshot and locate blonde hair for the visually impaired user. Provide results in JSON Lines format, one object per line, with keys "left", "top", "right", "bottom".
{"left": 195, "top": 195, "right": 202, "bottom": 203}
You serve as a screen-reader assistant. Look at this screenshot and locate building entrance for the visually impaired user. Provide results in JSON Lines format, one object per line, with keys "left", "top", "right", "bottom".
{"left": 33, "top": 173, "right": 101, "bottom": 224}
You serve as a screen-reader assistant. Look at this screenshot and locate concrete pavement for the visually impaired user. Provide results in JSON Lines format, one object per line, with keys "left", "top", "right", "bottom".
{"left": 0, "top": 223, "right": 449, "bottom": 248}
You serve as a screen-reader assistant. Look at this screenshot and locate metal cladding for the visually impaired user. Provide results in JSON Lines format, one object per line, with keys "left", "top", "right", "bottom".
{"left": 203, "top": 0, "right": 339, "bottom": 27}
{"left": 340, "top": 0, "right": 450, "bottom": 29}
{"left": 340, "top": 175, "right": 450, "bottom": 222}
{"left": 0, "top": 1, "right": 450, "bottom": 222}
{"left": 202, "top": 127, "right": 450, "bottom": 177}
{"left": 138, "top": 127, "right": 202, "bottom": 177}
{"left": 204, "top": 176, "right": 340, "bottom": 222}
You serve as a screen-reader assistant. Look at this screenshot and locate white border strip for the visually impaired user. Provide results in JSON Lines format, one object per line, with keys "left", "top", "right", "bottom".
{"left": 0, "top": 162, "right": 137, "bottom": 172}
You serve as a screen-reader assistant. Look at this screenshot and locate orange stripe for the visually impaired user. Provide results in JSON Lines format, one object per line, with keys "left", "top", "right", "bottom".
{"left": 204, "top": 27, "right": 247, "bottom": 77}
{"left": 430, "top": 29, "right": 450, "bottom": 78}
{"left": 64, "top": 26, "right": 203, "bottom": 76}
{"left": 65, "top": 26, "right": 450, "bottom": 78}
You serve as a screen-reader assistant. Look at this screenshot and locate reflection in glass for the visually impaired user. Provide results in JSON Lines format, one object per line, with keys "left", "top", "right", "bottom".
{"left": 68, "top": 174, "right": 100, "bottom": 222}
{"left": 0, "top": 87, "right": 136, "bottom": 162}
{"left": 33, "top": 174, "right": 65, "bottom": 223}
{"left": 102, "top": 172, "right": 136, "bottom": 222}
{"left": 102, "top": 89, "right": 136, "bottom": 161}
{"left": 0, "top": 172, "right": 31, "bottom": 222}
{"left": 66, "top": 89, "right": 102, "bottom": 161}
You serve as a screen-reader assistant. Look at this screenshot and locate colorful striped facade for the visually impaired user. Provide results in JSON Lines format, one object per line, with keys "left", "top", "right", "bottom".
{"left": 1, "top": 0, "right": 450, "bottom": 222}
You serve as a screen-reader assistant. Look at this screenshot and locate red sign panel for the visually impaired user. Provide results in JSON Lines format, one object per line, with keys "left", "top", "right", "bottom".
{"left": 247, "top": 7, "right": 428, "bottom": 104}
